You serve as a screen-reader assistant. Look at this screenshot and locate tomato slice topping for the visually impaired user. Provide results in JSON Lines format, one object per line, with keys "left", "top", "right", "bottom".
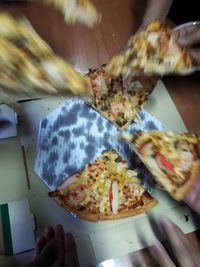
{"left": 76, "top": 184, "right": 85, "bottom": 191}
{"left": 138, "top": 142, "right": 147, "bottom": 153}
{"left": 157, "top": 152, "right": 174, "bottom": 171}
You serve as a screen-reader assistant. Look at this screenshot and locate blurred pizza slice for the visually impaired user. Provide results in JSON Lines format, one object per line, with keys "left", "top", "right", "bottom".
{"left": 43, "top": 0, "right": 101, "bottom": 27}
{"left": 0, "top": 13, "right": 89, "bottom": 104}
{"left": 107, "top": 21, "right": 195, "bottom": 77}
{"left": 84, "top": 65, "right": 157, "bottom": 130}
{"left": 121, "top": 130, "right": 200, "bottom": 200}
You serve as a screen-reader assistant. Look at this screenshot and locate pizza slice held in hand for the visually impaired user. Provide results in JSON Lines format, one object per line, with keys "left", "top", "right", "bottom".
{"left": 121, "top": 130, "right": 200, "bottom": 200}
{"left": 49, "top": 150, "right": 158, "bottom": 221}
{"left": 84, "top": 65, "right": 157, "bottom": 130}
{"left": 0, "top": 13, "right": 89, "bottom": 104}
{"left": 107, "top": 21, "right": 195, "bottom": 77}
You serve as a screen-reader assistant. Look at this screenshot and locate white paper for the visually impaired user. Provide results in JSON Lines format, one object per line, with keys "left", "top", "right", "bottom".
{"left": 0, "top": 105, "right": 18, "bottom": 140}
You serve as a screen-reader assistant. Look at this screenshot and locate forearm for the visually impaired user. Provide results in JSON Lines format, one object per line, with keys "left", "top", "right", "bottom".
{"left": 142, "top": 0, "right": 173, "bottom": 27}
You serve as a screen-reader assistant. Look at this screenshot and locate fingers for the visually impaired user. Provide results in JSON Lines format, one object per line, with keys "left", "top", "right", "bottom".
{"left": 64, "top": 233, "right": 79, "bottom": 267}
{"left": 184, "top": 176, "right": 200, "bottom": 215}
{"left": 40, "top": 239, "right": 63, "bottom": 267}
{"left": 148, "top": 218, "right": 200, "bottom": 267}
{"left": 133, "top": 251, "right": 153, "bottom": 267}
{"left": 177, "top": 25, "right": 197, "bottom": 39}
{"left": 184, "top": 143, "right": 200, "bottom": 214}
{"left": 161, "top": 218, "right": 195, "bottom": 267}
{"left": 150, "top": 241, "right": 176, "bottom": 267}
{"left": 177, "top": 26, "right": 200, "bottom": 63}
{"left": 178, "top": 26, "right": 200, "bottom": 47}
{"left": 162, "top": 218, "right": 190, "bottom": 248}
{"left": 32, "top": 226, "right": 55, "bottom": 261}
{"left": 55, "top": 224, "right": 65, "bottom": 241}
{"left": 44, "top": 226, "right": 55, "bottom": 241}
{"left": 52, "top": 225, "right": 65, "bottom": 267}
{"left": 33, "top": 225, "right": 79, "bottom": 267}
{"left": 33, "top": 236, "right": 47, "bottom": 260}
{"left": 189, "top": 49, "right": 200, "bottom": 64}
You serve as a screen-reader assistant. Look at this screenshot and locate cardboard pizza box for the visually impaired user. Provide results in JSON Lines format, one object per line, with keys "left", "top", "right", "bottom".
{"left": 0, "top": 80, "right": 199, "bottom": 267}
{"left": 0, "top": 199, "right": 35, "bottom": 256}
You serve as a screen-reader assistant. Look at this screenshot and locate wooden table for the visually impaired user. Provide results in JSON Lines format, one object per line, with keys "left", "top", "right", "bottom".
{"left": 0, "top": 0, "right": 200, "bottom": 133}
{"left": 0, "top": 1, "right": 200, "bottom": 265}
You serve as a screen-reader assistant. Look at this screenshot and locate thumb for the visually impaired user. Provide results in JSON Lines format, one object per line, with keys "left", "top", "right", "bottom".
{"left": 189, "top": 49, "right": 200, "bottom": 64}
{"left": 178, "top": 27, "right": 200, "bottom": 47}
{"left": 36, "top": 239, "right": 63, "bottom": 267}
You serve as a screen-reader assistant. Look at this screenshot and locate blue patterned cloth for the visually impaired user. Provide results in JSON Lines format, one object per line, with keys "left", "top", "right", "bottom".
{"left": 34, "top": 97, "right": 163, "bottom": 192}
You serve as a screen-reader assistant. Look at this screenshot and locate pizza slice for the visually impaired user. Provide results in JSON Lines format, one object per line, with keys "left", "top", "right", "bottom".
{"left": 107, "top": 21, "right": 195, "bottom": 77}
{"left": 5, "top": 0, "right": 100, "bottom": 27}
{"left": 49, "top": 150, "right": 158, "bottom": 221}
{"left": 0, "top": 13, "right": 89, "bottom": 103}
{"left": 43, "top": 0, "right": 101, "bottom": 27}
{"left": 84, "top": 65, "right": 157, "bottom": 130}
{"left": 120, "top": 130, "right": 200, "bottom": 200}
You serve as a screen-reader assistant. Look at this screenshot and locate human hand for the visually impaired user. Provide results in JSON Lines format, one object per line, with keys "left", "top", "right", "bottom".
{"left": 150, "top": 218, "right": 200, "bottom": 267}
{"left": 184, "top": 175, "right": 200, "bottom": 215}
{"left": 184, "top": 143, "right": 200, "bottom": 215}
{"left": 29, "top": 224, "right": 79, "bottom": 267}
{"left": 177, "top": 24, "right": 200, "bottom": 64}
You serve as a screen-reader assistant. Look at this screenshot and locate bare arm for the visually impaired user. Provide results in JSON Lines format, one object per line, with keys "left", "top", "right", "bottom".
{"left": 141, "top": 0, "right": 173, "bottom": 28}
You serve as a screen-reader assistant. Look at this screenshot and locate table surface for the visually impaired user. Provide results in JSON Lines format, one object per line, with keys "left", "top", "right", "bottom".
{"left": 0, "top": 0, "right": 200, "bottom": 265}
{"left": 0, "top": 0, "right": 200, "bottom": 133}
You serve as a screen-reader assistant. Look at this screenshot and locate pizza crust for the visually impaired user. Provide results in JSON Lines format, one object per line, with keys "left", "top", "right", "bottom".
{"left": 174, "top": 160, "right": 200, "bottom": 200}
{"left": 50, "top": 192, "right": 158, "bottom": 222}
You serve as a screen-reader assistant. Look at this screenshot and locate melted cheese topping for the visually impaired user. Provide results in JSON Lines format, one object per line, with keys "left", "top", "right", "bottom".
{"left": 0, "top": 12, "right": 89, "bottom": 104}
{"left": 133, "top": 131, "right": 199, "bottom": 187}
{"left": 147, "top": 32, "right": 160, "bottom": 45}
{"left": 107, "top": 21, "right": 194, "bottom": 78}
{"left": 58, "top": 150, "right": 148, "bottom": 216}
{"left": 111, "top": 181, "right": 119, "bottom": 214}
{"left": 85, "top": 66, "right": 156, "bottom": 129}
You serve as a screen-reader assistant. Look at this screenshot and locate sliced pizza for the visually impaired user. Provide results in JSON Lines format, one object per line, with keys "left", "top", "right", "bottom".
{"left": 7, "top": 0, "right": 100, "bottom": 27}
{"left": 0, "top": 13, "right": 89, "bottom": 103}
{"left": 38, "top": 0, "right": 101, "bottom": 27}
{"left": 49, "top": 150, "right": 158, "bottom": 221}
{"left": 107, "top": 21, "right": 195, "bottom": 77}
{"left": 121, "top": 130, "right": 200, "bottom": 200}
{"left": 84, "top": 65, "right": 157, "bottom": 130}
